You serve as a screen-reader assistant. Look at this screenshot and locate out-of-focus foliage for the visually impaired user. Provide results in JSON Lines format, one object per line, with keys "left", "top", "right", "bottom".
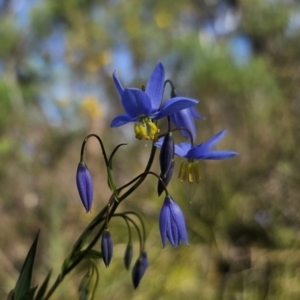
{"left": 1, "top": 0, "right": 300, "bottom": 299}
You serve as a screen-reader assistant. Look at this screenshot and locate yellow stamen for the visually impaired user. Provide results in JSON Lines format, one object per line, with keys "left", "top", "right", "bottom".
{"left": 178, "top": 160, "right": 202, "bottom": 183}
{"left": 193, "top": 161, "right": 201, "bottom": 183}
{"left": 139, "top": 124, "right": 147, "bottom": 139}
{"left": 133, "top": 118, "right": 160, "bottom": 140}
{"left": 134, "top": 124, "right": 143, "bottom": 140}
{"left": 187, "top": 163, "right": 193, "bottom": 183}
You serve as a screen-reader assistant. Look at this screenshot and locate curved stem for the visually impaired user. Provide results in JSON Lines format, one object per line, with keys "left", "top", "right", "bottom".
{"left": 80, "top": 134, "right": 109, "bottom": 167}
{"left": 117, "top": 170, "right": 169, "bottom": 197}
{"left": 164, "top": 79, "right": 175, "bottom": 91}
{"left": 89, "top": 260, "right": 99, "bottom": 299}
{"left": 42, "top": 200, "right": 119, "bottom": 300}
{"left": 114, "top": 214, "right": 143, "bottom": 252}
{"left": 43, "top": 141, "right": 157, "bottom": 299}
{"left": 123, "top": 211, "right": 146, "bottom": 250}
{"left": 118, "top": 142, "right": 157, "bottom": 201}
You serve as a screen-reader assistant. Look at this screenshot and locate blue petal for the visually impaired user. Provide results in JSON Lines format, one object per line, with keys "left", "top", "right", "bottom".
{"left": 132, "top": 251, "right": 148, "bottom": 288}
{"left": 169, "top": 198, "right": 188, "bottom": 245}
{"left": 203, "top": 130, "right": 227, "bottom": 150}
{"left": 174, "top": 142, "right": 191, "bottom": 157}
{"left": 145, "top": 62, "right": 165, "bottom": 112}
{"left": 159, "top": 201, "right": 170, "bottom": 247}
{"left": 167, "top": 216, "right": 179, "bottom": 247}
{"left": 154, "top": 137, "right": 164, "bottom": 148}
{"left": 191, "top": 107, "right": 205, "bottom": 120}
{"left": 159, "top": 132, "right": 174, "bottom": 178}
{"left": 195, "top": 150, "right": 238, "bottom": 160}
{"left": 156, "top": 97, "right": 198, "bottom": 119}
{"left": 113, "top": 70, "right": 124, "bottom": 96}
{"left": 185, "top": 144, "right": 204, "bottom": 159}
{"left": 110, "top": 114, "right": 137, "bottom": 127}
{"left": 76, "top": 162, "right": 93, "bottom": 212}
{"left": 101, "top": 231, "right": 113, "bottom": 267}
{"left": 164, "top": 198, "right": 178, "bottom": 247}
{"left": 170, "top": 108, "right": 197, "bottom": 140}
{"left": 122, "top": 88, "right": 152, "bottom": 118}
{"left": 157, "top": 160, "right": 174, "bottom": 196}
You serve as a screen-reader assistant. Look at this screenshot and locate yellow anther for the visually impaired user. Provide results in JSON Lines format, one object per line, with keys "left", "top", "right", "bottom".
{"left": 139, "top": 124, "right": 147, "bottom": 138}
{"left": 178, "top": 160, "right": 202, "bottom": 183}
{"left": 134, "top": 119, "right": 160, "bottom": 140}
{"left": 193, "top": 161, "right": 201, "bottom": 183}
{"left": 147, "top": 120, "right": 160, "bottom": 140}
{"left": 178, "top": 161, "right": 187, "bottom": 182}
{"left": 134, "top": 124, "right": 143, "bottom": 140}
{"left": 187, "top": 163, "right": 193, "bottom": 182}
{"left": 134, "top": 123, "right": 140, "bottom": 134}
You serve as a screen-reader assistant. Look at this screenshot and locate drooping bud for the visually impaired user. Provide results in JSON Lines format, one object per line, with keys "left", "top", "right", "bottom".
{"left": 157, "top": 132, "right": 174, "bottom": 195}
{"left": 132, "top": 251, "right": 148, "bottom": 289}
{"left": 157, "top": 160, "right": 174, "bottom": 196}
{"left": 124, "top": 243, "right": 133, "bottom": 270}
{"left": 76, "top": 161, "right": 93, "bottom": 212}
{"left": 101, "top": 230, "right": 113, "bottom": 267}
{"left": 159, "top": 196, "right": 188, "bottom": 247}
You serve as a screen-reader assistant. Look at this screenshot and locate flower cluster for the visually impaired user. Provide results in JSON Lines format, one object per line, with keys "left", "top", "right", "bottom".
{"left": 74, "top": 62, "right": 237, "bottom": 292}
{"left": 111, "top": 62, "right": 198, "bottom": 140}
{"left": 11, "top": 61, "right": 238, "bottom": 300}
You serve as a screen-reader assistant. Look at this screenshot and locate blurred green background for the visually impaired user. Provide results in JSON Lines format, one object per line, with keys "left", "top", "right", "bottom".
{"left": 1, "top": 0, "right": 300, "bottom": 299}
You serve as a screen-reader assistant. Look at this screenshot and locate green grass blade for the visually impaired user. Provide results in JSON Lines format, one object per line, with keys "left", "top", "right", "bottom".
{"left": 13, "top": 231, "right": 40, "bottom": 300}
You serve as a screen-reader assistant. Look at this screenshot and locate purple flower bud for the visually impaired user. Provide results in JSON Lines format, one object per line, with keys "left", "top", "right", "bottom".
{"left": 159, "top": 196, "right": 188, "bottom": 247}
{"left": 157, "top": 132, "right": 174, "bottom": 195}
{"left": 101, "top": 230, "right": 113, "bottom": 267}
{"left": 157, "top": 160, "right": 174, "bottom": 196}
{"left": 76, "top": 162, "right": 93, "bottom": 212}
{"left": 124, "top": 243, "right": 133, "bottom": 270}
{"left": 132, "top": 251, "right": 148, "bottom": 289}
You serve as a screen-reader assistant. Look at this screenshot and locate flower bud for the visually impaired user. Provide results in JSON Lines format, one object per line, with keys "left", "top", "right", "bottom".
{"left": 101, "top": 230, "right": 113, "bottom": 267}
{"left": 157, "top": 160, "right": 174, "bottom": 196}
{"left": 76, "top": 161, "right": 93, "bottom": 212}
{"left": 124, "top": 243, "right": 133, "bottom": 270}
{"left": 159, "top": 196, "right": 188, "bottom": 247}
{"left": 132, "top": 251, "right": 148, "bottom": 289}
{"left": 158, "top": 132, "right": 174, "bottom": 195}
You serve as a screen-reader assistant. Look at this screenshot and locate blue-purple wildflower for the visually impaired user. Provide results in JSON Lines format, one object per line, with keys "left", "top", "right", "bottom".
{"left": 111, "top": 62, "right": 198, "bottom": 140}
{"left": 159, "top": 196, "right": 188, "bottom": 248}
{"left": 76, "top": 161, "right": 93, "bottom": 212}
{"left": 132, "top": 251, "right": 148, "bottom": 289}
{"left": 101, "top": 230, "right": 113, "bottom": 267}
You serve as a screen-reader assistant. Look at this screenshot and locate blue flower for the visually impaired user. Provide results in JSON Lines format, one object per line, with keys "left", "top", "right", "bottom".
{"left": 76, "top": 161, "right": 93, "bottom": 212}
{"left": 101, "top": 230, "right": 113, "bottom": 267}
{"left": 159, "top": 196, "right": 188, "bottom": 248}
{"left": 174, "top": 130, "right": 237, "bottom": 159}
{"left": 111, "top": 62, "right": 198, "bottom": 140}
{"left": 132, "top": 251, "right": 148, "bottom": 289}
{"left": 156, "top": 130, "right": 238, "bottom": 182}
{"left": 170, "top": 107, "right": 204, "bottom": 140}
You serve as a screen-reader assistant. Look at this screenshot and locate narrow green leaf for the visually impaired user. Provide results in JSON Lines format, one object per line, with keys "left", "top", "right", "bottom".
{"left": 34, "top": 270, "right": 52, "bottom": 300}
{"left": 81, "top": 249, "right": 102, "bottom": 260}
{"left": 108, "top": 143, "right": 127, "bottom": 168}
{"left": 14, "top": 231, "right": 40, "bottom": 300}
{"left": 20, "top": 286, "right": 38, "bottom": 300}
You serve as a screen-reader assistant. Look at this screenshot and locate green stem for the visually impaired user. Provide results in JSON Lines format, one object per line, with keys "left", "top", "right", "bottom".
{"left": 42, "top": 142, "right": 157, "bottom": 299}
